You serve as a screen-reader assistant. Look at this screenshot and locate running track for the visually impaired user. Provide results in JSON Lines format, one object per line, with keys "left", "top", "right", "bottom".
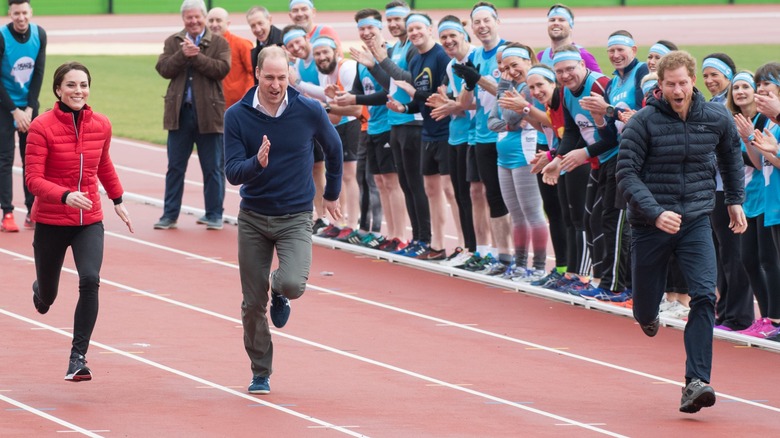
{"left": 2, "top": 5, "right": 780, "bottom": 437}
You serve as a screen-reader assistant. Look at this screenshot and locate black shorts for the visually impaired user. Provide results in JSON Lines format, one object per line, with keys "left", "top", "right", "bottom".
{"left": 421, "top": 140, "right": 449, "bottom": 176}
{"left": 313, "top": 138, "right": 324, "bottom": 163}
{"left": 335, "top": 119, "right": 360, "bottom": 162}
{"left": 366, "top": 130, "right": 395, "bottom": 174}
{"left": 465, "top": 144, "right": 480, "bottom": 182}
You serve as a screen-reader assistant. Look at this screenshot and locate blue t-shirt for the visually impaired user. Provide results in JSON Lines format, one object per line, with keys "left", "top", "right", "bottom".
{"left": 445, "top": 52, "right": 476, "bottom": 146}
{"left": 763, "top": 123, "right": 780, "bottom": 226}
{"left": 387, "top": 40, "right": 416, "bottom": 126}
{"left": 357, "top": 64, "right": 390, "bottom": 135}
{"left": 469, "top": 40, "right": 504, "bottom": 144}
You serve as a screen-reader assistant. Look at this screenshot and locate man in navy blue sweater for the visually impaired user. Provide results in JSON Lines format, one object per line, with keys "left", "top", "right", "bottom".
{"left": 224, "top": 46, "right": 342, "bottom": 395}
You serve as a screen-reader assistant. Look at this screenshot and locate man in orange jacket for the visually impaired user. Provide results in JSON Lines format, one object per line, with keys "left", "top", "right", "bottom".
{"left": 207, "top": 7, "right": 254, "bottom": 109}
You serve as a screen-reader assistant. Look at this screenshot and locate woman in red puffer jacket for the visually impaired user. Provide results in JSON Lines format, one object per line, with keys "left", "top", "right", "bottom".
{"left": 25, "top": 61, "right": 133, "bottom": 382}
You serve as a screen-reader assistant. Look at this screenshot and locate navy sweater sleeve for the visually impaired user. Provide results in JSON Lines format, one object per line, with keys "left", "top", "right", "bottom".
{"left": 313, "top": 105, "right": 344, "bottom": 201}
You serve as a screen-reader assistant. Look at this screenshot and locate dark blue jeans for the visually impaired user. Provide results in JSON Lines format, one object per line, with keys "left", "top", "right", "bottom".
{"left": 631, "top": 215, "right": 716, "bottom": 383}
{"left": 162, "top": 103, "right": 225, "bottom": 221}
{"left": 0, "top": 107, "right": 36, "bottom": 214}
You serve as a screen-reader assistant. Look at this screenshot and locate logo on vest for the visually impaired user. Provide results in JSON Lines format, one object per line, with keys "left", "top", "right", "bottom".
{"left": 12, "top": 56, "right": 35, "bottom": 88}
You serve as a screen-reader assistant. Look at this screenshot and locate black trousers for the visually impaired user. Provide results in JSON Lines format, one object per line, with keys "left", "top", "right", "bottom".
{"left": 34, "top": 222, "right": 104, "bottom": 358}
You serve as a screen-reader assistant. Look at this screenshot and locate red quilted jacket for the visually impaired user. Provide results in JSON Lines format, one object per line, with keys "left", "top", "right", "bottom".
{"left": 25, "top": 102, "right": 123, "bottom": 226}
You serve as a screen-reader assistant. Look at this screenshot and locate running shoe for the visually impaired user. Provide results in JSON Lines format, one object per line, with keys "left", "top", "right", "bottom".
{"left": 679, "top": 379, "right": 716, "bottom": 414}
{"left": 660, "top": 301, "right": 690, "bottom": 320}
{"left": 392, "top": 240, "right": 417, "bottom": 255}
{"left": 312, "top": 218, "right": 329, "bottom": 235}
{"left": 659, "top": 298, "right": 676, "bottom": 313}
{"left": 403, "top": 241, "right": 429, "bottom": 258}
{"left": 713, "top": 324, "right": 734, "bottom": 332}
{"left": 518, "top": 268, "right": 547, "bottom": 283}
{"left": 500, "top": 263, "right": 520, "bottom": 280}
{"left": 560, "top": 279, "right": 594, "bottom": 296}
{"left": 345, "top": 229, "right": 366, "bottom": 245}
{"left": 248, "top": 375, "right": 270, "bottom": 394}
{"left": 531, "top": 270, "right": 562, "bottom": 288}
{"left": 361, "top": 233, "right": 386, "bottom": 249}
{"left": 333, "top": 227, "right": 354, "bottom": 242}
{"left": 739, "top": 318, "right": 777, "bottom": 338}
{"left": 439, "top": 248, "right": 472, "bottom": 267}
{"left": 457, "top": 252, "right": 484, "bottom": 270}
{"left": 379, "top": 238, "right": 404, "bottom": 252}
{"left": 1, "top": 212, "right": 18, "bottom": 232}
{"left": 594, "top": 289, "right": 633, "bottom": 303}
{"left": 480, "top": 260, "right": 508, "bottom": 276}
{"left": 24, "top": 213, "right": 34, "bottom": 230}
{"left": 64, "top": 355, "right": 92, "bottom": 382}
{"left": 417, "top": 247, "right": 447, "bottom": 261}
{"left": 549, "top": 274, "right": 578, "bottom": 291}
{"left": 579, "top": 286, "right": 610, "bottom": 299}
{"left": 153, "top": 217, "right": 177, "bottom": 230}
{"left": 318, "top": 224, "right": 342, "bottom": 238}
{"left": 464, "top": 253, "right": 493, "bottom": 272}
{"left": 640, "top": 316, "right": 660, "bottom": 337}
{"left": 270, "top": 292, "right": 291, "bottom": 328}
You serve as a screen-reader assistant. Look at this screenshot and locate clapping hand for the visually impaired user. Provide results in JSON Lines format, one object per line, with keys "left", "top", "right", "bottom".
{"left": 452, "top": 61, "right": 481, "bottom": 90}
{"left": 257, "top": 135, "right": 270, "bottom": 167}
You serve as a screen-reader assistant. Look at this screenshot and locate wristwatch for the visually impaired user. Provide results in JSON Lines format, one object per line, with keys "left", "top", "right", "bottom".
{"left": 324, "top": 103, "right": 332, "bottom": 114}
{"left": 605, "top": 105, "right": 615, "bottom": 117}
{"left": 522, "top": 103, "right": 532, "bottom": 114}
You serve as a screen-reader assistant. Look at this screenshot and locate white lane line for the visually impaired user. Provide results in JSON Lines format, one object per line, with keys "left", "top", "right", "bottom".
{"left": 95, "top": 235, "right": 780, "bottom": 413}
{"left": 0, "top": 249, "right": 626, "bottom": 436}
{"left": 0, "top": 393, "right": 104, "bottom": 438}
{"left": 0, "top": 309, "right": 366, "bottom": 438}
{"left": 4, "top": 243, "right": 779, "bottom": 421}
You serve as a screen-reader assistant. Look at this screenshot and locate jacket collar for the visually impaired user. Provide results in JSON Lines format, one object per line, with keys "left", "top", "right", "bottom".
{"left": 176, "top": 28, "right": 214, "bottom": 46}
{"left": 52, "top": 101, "right": 93, "bottom": 124}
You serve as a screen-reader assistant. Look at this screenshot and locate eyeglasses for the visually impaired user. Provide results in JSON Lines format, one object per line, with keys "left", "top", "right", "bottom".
{"left": 554, "top": 65, "right": 579, "bottom": 76}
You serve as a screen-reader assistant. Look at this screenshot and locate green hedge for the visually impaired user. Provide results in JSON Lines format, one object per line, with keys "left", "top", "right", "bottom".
{"left": 8, "top": 0, "right": 773, "bottom": 15}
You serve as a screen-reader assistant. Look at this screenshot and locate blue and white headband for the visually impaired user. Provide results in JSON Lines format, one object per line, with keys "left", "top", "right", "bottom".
{"left": 357, "top": 17, "right": 383, "bottom": 30}
{"left": 385, "top": 6, "right": 409, "bottom": 18}
{"left": 311, "top": 37, "right": 337, "bottom": 50}
{"left": 641, "top": 79, "right": 657, "bottom": 95}
{"left": 405, "top": 14, "right": 432, "bottom": 27}
{"left": 471, "top": 5, "right": 497, "bottom": 19}
{"left": 496, "top": 45, "right": 506, "bottom": 55}
{"left": 502, "top": 47, "right": 530, "bottom": 60}
{"left": 438, "top": 21, "right": 467, "bottom": 37}
{"left": 282, "top": 29, "right": 306, "bottom": 45}
{"left": 607, "top": 35, "right": 635, "bottom": 48}
{"left": 289, "top": 0, "right": 314, "bottom": 10}
{"left": 527, "top": 66, "right": 556, "bottom": 83}
{"left": 732, "top": 72, "right": 756, "bottom": 90}
{"left": 702, "top": 58, "right": 734, "bottom": 81}
{"left": 648, "top": 43, "right": 671, "bottom": 57}
{"left": 552, "top": 50, "right": 582, "bottom": 65}
{"left": 548, "top": 7, "right": 573, "bottom": 29}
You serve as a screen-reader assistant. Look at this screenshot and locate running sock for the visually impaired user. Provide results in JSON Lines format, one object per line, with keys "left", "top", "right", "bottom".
{"left": 556, "top": 266, "right": 567, "bottom": 274}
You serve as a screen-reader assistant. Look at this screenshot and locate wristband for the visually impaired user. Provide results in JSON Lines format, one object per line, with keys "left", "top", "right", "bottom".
{"left": 747, "top": 134, "right": 756, "bottom": 142}
{"left": 546, "top": 150, "right": 553, "bottom": 161}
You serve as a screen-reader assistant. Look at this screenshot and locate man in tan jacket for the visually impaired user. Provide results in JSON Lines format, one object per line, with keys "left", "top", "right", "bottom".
{"left": 154, "top": 0, "right": 230, "bottom": 230}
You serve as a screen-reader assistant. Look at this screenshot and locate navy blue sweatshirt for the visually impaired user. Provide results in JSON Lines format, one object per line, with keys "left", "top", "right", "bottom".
{"left": 224, "top": 86, "right": 343, "bottom": 216}
{"left": 407, "top": 43, "right": 451, "bottom": 141}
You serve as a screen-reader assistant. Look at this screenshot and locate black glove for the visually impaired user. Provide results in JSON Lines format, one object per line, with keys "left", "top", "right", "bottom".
{"left": 452, "top": 61, "right": 481, "bottom": 91}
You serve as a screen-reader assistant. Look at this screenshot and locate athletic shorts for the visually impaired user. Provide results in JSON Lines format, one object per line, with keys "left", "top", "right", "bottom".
{"left": 335, "top": 119, "right": 360, "bottom": 162}
{"left": 421, "top": 140, "right": 450, "bottom": 176}
{"left": 465, "top": 144, "right": 480, "bottom": 182}
{"left": 366, "top": 130, "right": 395, "bottom": 174}
{"left": 313, "top": 138, "right": 324, "bottom": 163}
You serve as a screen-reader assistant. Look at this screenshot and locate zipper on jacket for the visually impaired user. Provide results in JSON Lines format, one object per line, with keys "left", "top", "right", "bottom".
{"left": 74, "top": 115, "right": 84, "bottom": 225}
{"left": 681, "top": 119, "right": 688, "bottom": 220}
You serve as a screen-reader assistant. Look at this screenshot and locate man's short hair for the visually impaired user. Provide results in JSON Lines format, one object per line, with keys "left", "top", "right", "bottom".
{"left": 355, "top": 8, "right": 382, "bottom": 22}
{"left": 385, "top": 0, "right": 408, "bottom": 9}
{"left": 257, "top": 45, "right": 288, "bottom": 71}
{"left": 471, "top": 1, "right": 497, "bottom": 14}
{"left": 246, "top": 5, "right": 270, "bottom": 18}
{"left": 554, "top": 43, "right": 579, "bottom": 54}
{"left": 547, "top": 3, "right": 574, "bottom": 19}
{"left": 180, "top": 0, "right": 207, "bottom": 15}
{"left": 8, "top": 0, "right": 31, "bottom": 6}
{"left": 657, "top": 50, "right": 697, "bottom": 83}
{"left": 281, "top": 24, "right": 307, "bottom": 37}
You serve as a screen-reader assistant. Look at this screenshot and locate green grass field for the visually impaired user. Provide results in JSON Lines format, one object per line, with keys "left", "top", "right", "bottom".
{"left": 47, "top": 44, "right": 777, "bottom": 146}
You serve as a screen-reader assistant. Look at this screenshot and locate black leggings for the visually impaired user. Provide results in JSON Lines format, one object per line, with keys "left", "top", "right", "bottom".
{"left": 557, "top": 163, "right": 590, "bottom": 276}
{"left": 742, "top": 215, "right": 780, "bottom": 320}
{"left": 449, "top": 143, "right": 476, "bottom": 252}
{"left": 536, "top": 145, "right": 566, "bottom": 269}
{"left": 357, "top": 131, "right": 382, "bottom": 233}
{"left": 712, "top": 191, "right": 752, "bottom": 326}
{"left": 390, "top": 124, "right": 430, "bottom": 242}
{"left": 34, "top": 222, "right": 104, "bottom": 358}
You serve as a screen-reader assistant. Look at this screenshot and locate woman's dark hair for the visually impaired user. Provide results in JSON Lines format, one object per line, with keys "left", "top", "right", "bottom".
{"left": 655, "top": 40, "right": 678, "bottom": 51}
{"left": 52, "top": 62, "right": 91, "bottom": 99}
{"left": 703, "top": 52, "right": 736, "bottom": 76}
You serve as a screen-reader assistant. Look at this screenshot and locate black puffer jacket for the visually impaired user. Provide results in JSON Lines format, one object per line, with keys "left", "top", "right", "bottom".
{"left": 616, "top": 88, "right": 744, "bottom": 227}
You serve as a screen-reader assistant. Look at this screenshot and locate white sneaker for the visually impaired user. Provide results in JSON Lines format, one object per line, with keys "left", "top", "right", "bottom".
{"left": 660, "top": 301, "right": 690, "bottom": 320}
{"left": 659, "top": 298, "right": 676, "bottom": 313}
{"left": 439, "top": 249, "right": 473, "bottom": 267}
{"left": 512, "top": 268, "right": 547, "bottom": 283}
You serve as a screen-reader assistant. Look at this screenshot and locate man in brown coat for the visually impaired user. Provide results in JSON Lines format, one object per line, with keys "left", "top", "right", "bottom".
{"left": 154, "top": 0, "right": 230, "bottom": 230}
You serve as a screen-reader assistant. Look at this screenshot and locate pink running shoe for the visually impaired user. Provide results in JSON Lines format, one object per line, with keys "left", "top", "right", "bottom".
{"left": 738, "top": 318, "right": 774, "bottom": 338}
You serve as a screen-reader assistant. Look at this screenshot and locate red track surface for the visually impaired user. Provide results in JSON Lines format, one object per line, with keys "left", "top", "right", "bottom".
{"left": 3, "top": 6, "right": 780, "bottom": 437}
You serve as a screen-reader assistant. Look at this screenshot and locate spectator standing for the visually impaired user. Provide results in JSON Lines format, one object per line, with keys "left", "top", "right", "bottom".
{"left": 154, "top": 0, "right": 230, "bottom": 231}
{"left": 207, "top": 7, "right": 254, "bottom": 109}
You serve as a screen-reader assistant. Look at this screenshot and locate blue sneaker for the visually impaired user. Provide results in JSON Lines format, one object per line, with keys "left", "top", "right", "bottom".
{"left": 579, "top": 286, "right": 609, "bottom": 299}
{"left": 392, "top": 240, "right": 416, "bottom": 255}
{"left": 404, "top": 241, "right": 429, "bottom": 257}
{"left": 561, "top": 280, "right": 593, "bottom": 296}
{"left": 248, "top": 375, "right": 270, "bottom": 394}
{"left": 531, "top": 269, "right": 561, "bottom": 287}
{"left": 270, "top": 292, "right": 291, "bottom": 328}
{"left": 594, "top": 289, "right": 633, "bottom": 302}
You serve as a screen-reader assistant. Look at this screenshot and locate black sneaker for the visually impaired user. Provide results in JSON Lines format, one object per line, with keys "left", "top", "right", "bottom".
{"left": 312, "top": 218, "right": 328, "bottom": 235}
{"left": 270, "top": 292, "right": 291, "bottom": 328}
{"left": 641, "top": 316, "right": 660, "bottom": 337}
{"left": 680, "top": 379, "right": 716, "bottom": 413}
{"left": 64, "top": 355, "right": 92, "bottom": 382}
{"left": 32, "top": 281, "right": 49, "bottom": 315}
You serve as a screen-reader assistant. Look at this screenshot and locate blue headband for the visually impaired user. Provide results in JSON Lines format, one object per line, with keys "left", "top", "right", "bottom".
{"left": 471, "top": 5, "right": 497, "bottom": 19}
{"left": 282, "top": 29, "right": 306, "bottom": 45}
{"left": 502, "top": 47, "right": 530, "bottom": 60}
{"left": 553, "top": 51, "right": 582, "bottom": 65}
{"left": 289, "top": 0, "right": 314, "bottom": 10}
{"left": 357, "top": 18, "right": 383, "bottom": 30}
{"left": 405, "top": 14, "right": 431, "bottom": 27}
{"left": 527, "top": 66, "right": 556, "bottom": 83}
{"left": 607, "top": 35, "right": 635, "bottom": 48}
{"left": 496, "top": 45, "right": 506, "bottom": 55}
{"left": 385, "top": 6, "right": 409, "bottom": 18}
{"left": 311, "top": 37, "right": 337, "bottom": 50}
{"left": 438, "top": 21, "right": 467, "bottom": 37}
{"left": 702, "top": 58, "right": 734, "bottom": 81}
{"left": 764, "top": 73, "right": 780, "bottom": 88}
{"left": 641, "top": 79, "right": 657, "bottom": 95}
{"left": 648, "top": 43, "right": 671, "bottom": 57}
{"left": 732, "top": 72, "right": 756, "bottom": 90}
{"left": 548, "top": 7, "right": 573, "bottom": 29}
